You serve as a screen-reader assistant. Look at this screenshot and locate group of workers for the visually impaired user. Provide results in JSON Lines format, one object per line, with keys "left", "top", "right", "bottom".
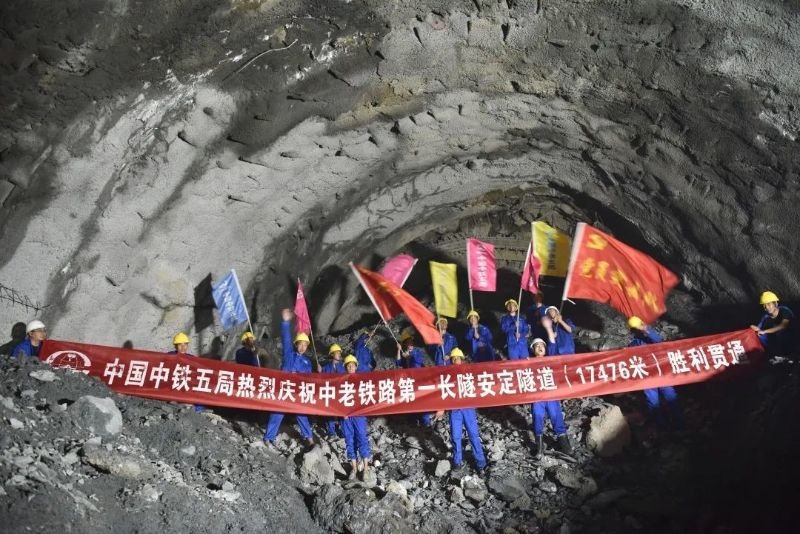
{"left": 4, "top": 290, "right": 794, "bottom": 478}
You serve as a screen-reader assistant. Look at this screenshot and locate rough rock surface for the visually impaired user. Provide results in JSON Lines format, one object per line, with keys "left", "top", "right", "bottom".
{"left": 586, "top": 404, "right": 632, "bottom": 457}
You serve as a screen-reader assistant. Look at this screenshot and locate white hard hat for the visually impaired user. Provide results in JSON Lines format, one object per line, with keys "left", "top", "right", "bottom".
{"left": 26, "top": 320, "right": 46, "bottom": 333}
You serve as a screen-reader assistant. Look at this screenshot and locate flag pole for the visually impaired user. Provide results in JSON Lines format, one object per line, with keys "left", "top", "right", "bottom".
{"left": 516, "top": 242, "right": 532, "bottom": 336}
{"left": 466, "top": 239, "right": 475, "bottom": 311}
{"left": 559, "top": 223, "right": 585, "bottom": 314}
{"left": 232, "top": 269, "right": 260, "bottom": 367}
{"left": 349, "top": 263, "right": 402, "bottom": 347}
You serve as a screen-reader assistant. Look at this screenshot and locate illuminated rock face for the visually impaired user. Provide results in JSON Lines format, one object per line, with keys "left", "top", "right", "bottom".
{"left": 0, "top": 0, "right": 798, "bottom": 349}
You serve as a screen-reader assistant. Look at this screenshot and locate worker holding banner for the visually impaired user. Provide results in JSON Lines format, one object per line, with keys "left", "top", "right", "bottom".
{"left": 168, "top": 332, "right": 206, "bottom": 412}
{"left": 465, "top": 310, "right": 494, "bottom": 362}
{"left": 447, "top": 348, "right": 488, "bottom": 473}
{"left": 323, "top": 344, "right": 346, "bottom": 437}
{"left": 529, "top": 338, "right": 572, "bottom": 457}
{"left": 235, "top": 332, "right": 261, "bottom": 367}
{"left": 264, "top": 309, "right": 315, "bottom": 446}
{"left": 750, "top": 291, "right": 796, "bottom": 358}
{"left": 628, "top": 316, "right": 682, "bottom": 431}
{"left": 500, "top": 299, "right": 530, "bottom": 360}
{"left": 341, "top": 353, "right": 372, "bottom": 479}
{"left": 396, "top": 328, "right": 433, "bottom": 427}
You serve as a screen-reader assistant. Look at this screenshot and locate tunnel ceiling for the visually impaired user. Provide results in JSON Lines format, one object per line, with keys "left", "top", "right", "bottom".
{"left": 0, "top": 0, "right": 798, "bottom": 347}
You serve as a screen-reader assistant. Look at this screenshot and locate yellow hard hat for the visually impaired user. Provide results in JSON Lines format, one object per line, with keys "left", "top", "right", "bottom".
{"left": 466, "top": 310, "right": 480, "bottom": 320}
{"left": 504, "top": 299, "right": 518, "bottom": 308}
{"left": 241, "top": 331, "right": 255, "bottom": 342}
{"left": 294, "top": 332, "right": 310, "bottom": 344}
{"left": 627, "top": 316, "right": 645, "bottom": 330}
{"left": 173, "top": 332, "right": 189, "bottom": 345}
{"left": 343, "top": 354, "right": 358, "bottom": 366}
{"left": 328, "top": 343, "right": 342, "bottom": 354}
{"left": 449, "top": 347, "right": 465, "bottom": 360}
{"left": 760, "top": 291, "right": 779, "bottom": 305}
{"left": 399, "top": 328, "right": 415, "bottom": 343}
{"left": 436, "top": 317, "right": 448, "bottom": 327}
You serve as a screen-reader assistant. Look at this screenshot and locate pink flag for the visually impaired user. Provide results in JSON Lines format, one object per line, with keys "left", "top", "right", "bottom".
{"left": 520, "top": 242, "right": 541, "bottom": 295}
{"left": 466, "top": 238, "right": 497, "bottom": 292}
{"left": 378, "top": 254, "right": 418, "bottom": 288}
{"left": 294, "top": 279, "right": 312, "bottom": 334}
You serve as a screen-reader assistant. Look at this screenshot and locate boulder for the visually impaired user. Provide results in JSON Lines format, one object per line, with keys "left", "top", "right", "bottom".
{"left": 70, "top": 396, "right": 123, "bottom": 436}
{"left": 300, "top": 445, "right": 335, "bottom": 486}
{"left": 81, "top": 443, "right": 150, "bottom": 479}
{"left": 487, "top": 474, "right": 527, "bottom": 502}
{"left": 462, "top": 476, "right": 488, "bottom": 503}
{"left": 585, "top": 404, "right": 631, "bottom": 457}
{"left": 434, "top": 459, "right": 451, "bottom": 477}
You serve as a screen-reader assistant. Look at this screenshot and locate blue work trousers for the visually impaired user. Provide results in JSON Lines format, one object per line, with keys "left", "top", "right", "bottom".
{"left": 449, "top": 408, "right": 487, "bottom": 469}
{"left": 264, "top": 412, "right": 313, "bottom": 441}
{"left": 532, "top": 400, "right": 567, "bottom": 436}
{"left": 342, "top": 416, "right": 371, "bottom": 461}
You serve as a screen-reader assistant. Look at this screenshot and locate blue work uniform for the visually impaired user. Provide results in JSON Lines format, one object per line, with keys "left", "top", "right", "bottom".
{"left": 264, "top": 321, "right": 314, "bottom": 442}
{"left": 526, "top": 304, "right": 547, "bottom": 337}
{"left": 552, "top": 318, "right": 576, "bottom": 355}
{"left": 757, "top": 306, "right": 797, "bottom": 357}
{"left": 341, "top": 415, "right": 371, "bottom": 461}
{"left": 430, "top": 332, "right": 458, "bottom": 366}
{"left": 465, "top": 324, "right": 494, "bottom": 362}
{"left": 322, "top": 360, "right": 346, "bottom": 436}
{"left": 235, "top": 347, "right": 259, "bottom": 366}
{"left": 354, "top": 334, "right": 376, "bottom": 372}
{"left": 396, "top": 347, "right": 432, "bottom": 426}
{"left": 10, "top": 338, "right": 41, "bottom": 359}
{"left": 501, "top": 313, "right": 530, "bottom": 360}
{"left": 449, "top": 408, "right": 487, "bottom": 469}
{"left": 530, "top": 343, "right": 567, "bottom": 438}
{"left": 168, "top": 349, "right": 205, "bottom": 411}
{"left": 629, "top": 328, "right": 681, "bottom": 428}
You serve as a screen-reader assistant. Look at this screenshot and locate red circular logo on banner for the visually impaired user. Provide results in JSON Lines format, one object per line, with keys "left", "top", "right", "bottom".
{"left": 45, "top": 350, "right": 92, "bottom": 374}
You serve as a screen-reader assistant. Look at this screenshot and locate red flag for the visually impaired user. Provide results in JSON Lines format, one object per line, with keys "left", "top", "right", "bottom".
{"left": 294, "top": 279, "right": 312, "bottom": 334}
{"left": 378, "top": 254, "right": 418, "bottom": 288}
{"left": 562, "top": 223, "right": 679, "bottom": 324}
{"left": 520, "top": 242, "right": 541, "bottom": 295}
{"left": 466, "top": 238, "right": 497, "bottom": 292}
{"left": 350, "top": 263, "right": 442, "bottom": 345}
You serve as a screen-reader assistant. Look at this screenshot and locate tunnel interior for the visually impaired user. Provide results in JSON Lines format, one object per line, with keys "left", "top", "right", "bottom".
{"left": 1, "top": 0, "right": 799, "bottom": 532}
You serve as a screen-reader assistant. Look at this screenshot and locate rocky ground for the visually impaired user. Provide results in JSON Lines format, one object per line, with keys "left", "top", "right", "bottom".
{"left": 3, "top": 338, "right": 799, "bottom": 533}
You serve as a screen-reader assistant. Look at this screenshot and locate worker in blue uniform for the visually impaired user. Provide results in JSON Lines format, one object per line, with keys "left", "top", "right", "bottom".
{"left": 628, "top": 316, "right": 681, "bottom": 430}
{"left": 465, "top": 310, "right": 494, "bottom": 362}
{"left": 430, "top": 317, "right": 458, "bottom": 366}
{"left": 323, "top": 343, "right": 346, "bottom": 437}
{"left": 447, "top": 347, "right": 488, "bottom": 473}
{"left": 544, "top": 306, "right": 576, "bottom": 355}
{"left": 529, "top": 337, "right": 572, "bottom": 458}
{"left": 500, "top": 298, "right": 530, "bottom": 360}
{"left": 10, "top": 320, "right": 47, "bottom": 358}
{"left": 341, "top": 354, "right": 372, "bottom": 479}
{"left": 353, "top": 330, "right": 376, "bottom": 372}
{"left": 235, "top": 331, "right": 260, "bottom": 366}
{"left": 750, "top": 291, "right": 796, "bottom": 358}
{"left": 264, "top": 308, "right": 315, "bottom": 446}
{"left": 396, "top": 328, "right": 432, "bottom": 427}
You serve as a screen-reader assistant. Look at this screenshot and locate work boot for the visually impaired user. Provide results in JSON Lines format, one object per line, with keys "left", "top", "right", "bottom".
{"left": 557, "top": 434, "right": 573, "bottom": 455}
{"left": 535, "top": 435, "right": 545, "bottom": 459}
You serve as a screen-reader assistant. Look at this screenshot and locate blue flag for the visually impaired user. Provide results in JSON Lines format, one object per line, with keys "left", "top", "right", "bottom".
{"left": 211, "top": 270, "right": 250, "bottom": 331}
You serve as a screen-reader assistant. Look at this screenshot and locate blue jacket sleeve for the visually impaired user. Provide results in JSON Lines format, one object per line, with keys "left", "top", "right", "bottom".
{"left": 519, "top": 317, "right": 530, "bottom": 336}
{"left": 644, "top": 327, "right": 663, "bottom": 344}
{"left": 500, "top": 315, "right": 515, "bottom": 335}
{"left": 412, "top": 348, "right": 425, "bottom": 368}
{"left": 281, "top": 320, "right": 295, "bottom": 371}
{"left": 481, "top": 325, "right": 493, "bottom": 346}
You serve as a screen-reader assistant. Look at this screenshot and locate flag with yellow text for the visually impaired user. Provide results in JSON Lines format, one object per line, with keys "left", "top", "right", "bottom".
{"left": 532, "top": 221, "right": 571, "bottom": 277}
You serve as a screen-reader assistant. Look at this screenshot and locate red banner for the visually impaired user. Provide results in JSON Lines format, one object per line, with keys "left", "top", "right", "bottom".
{"left": 39, "top": 329, "right": 763, "bottom": 416}
{"left": 294, "top": 279, "right": 312, "bottom": 335}
{"left": 351, "top": 263, "right": 442, "bottom": 345}
{"left": 563, "top": 223, "right": 679, "bottom": 324}
{"left": 467, "top": 238, "right": 497, "bottom": 292}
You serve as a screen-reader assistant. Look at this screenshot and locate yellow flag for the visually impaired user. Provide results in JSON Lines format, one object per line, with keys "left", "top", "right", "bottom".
{"left": 532, "top": 221, "right": 572, "bottom": 277}
{"left": 429, "top": 261, "right": 458, "bottom": 318}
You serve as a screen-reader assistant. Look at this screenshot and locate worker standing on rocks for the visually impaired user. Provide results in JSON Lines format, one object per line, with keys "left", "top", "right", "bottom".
{"left": 10, "top": 320, "right": 47, "bottom": 359}
{"left": 264, "top": 309, "right": 315, "bottom": 447}
{"left": 750, "top": 291, "right": 797, "bottom": 359}
{"left": 529, "top": 338, "right": 572, "bottom": 458}
{"left": 353, "top": 329, "right": 376, "bottom": 372}
{"left": 447, "top": 347, "right": 488, "bottom": 474}
{"left": 544, "top": 306, "right": 576, "bottom": 355}
{"left": 396, "top": 328, "right": 433, "bottom": 427}
{"left": 323, "top": 343, "right": 346, "bottom": 438}
{"left": 465, "top": 310, "right": 494, "bottom": 362}
{"left": 431, "top": 317, "right": 458, "bottom": 366}
{"left": 628, "top": 316, "right": 681, "bottom": 431}
{"left": 168, "top": 332, "right": 206, "bottom": 412}
{"left": 235, "top": 331, "right": 260, "bottom": 366}
{"left": 341, "top": 354, "right": 372, "bottom": 479}
{"left": 501, "top": 298, "right": 530, "bottom": 360}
